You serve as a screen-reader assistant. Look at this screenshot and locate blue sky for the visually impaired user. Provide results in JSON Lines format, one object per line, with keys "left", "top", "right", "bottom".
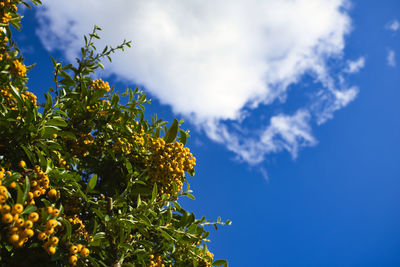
{"left": 18, "top": 0, "right": 400, "bottom": 266}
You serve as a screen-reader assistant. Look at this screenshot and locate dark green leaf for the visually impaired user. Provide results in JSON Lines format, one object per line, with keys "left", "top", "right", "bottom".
{"left": 86, "top": 174, "right": 98, "bottom": 193}
{"left": 164, "top": 118, "right": 179, "bottom": 143}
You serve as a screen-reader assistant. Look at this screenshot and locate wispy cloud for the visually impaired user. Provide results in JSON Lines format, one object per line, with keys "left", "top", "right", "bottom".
{"left": 344, "top": 57, "right": 365, "bottom": 73}
{"left": 36, "top": 0, "right": 358, "bottom": 164}
{"left": 387, "top": 49, "right": 396, "bottom": 67}
{"left": 386, "top": 19, "right": 400, "bottom": 32}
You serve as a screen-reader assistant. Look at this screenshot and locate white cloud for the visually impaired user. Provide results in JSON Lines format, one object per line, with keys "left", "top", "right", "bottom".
{"left": 36, "top": 0, "right": 358, "bottom": 164}
{"left": 387, "top": 49, "right": 396, "bottom": 67}
{"left": 386, "top": 19, "right": 400, "bottom": 32}
{"left": 344, "top": 57, "right": 365, "bottom": 73}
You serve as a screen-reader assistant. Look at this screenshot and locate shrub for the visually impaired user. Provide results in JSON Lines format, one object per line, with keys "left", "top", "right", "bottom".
{"left": 0, "top": 1, "right": 230, "bottom": 266}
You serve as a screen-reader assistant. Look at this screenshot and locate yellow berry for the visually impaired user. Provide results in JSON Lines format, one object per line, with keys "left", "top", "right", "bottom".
{"left": 76, "top": 244, "right": 83, "bottom": 252}
{"left": 12, "top": 203, "right": 24, "bottom": 214}
{"left": 46, "top": 219, "right": 58, "bottom": 229}
{"left": 0, "top": 185, "right": 7, "bottom": 195}
{"left": 18, "top": 161, "right": 26, "bottom": 168}
{"left": 52, "top": 209, "right": 60, "bottom": 217}
{"left": 9, "top": 234, "right": 19, "bottom": 243}
{"left": 28, "top": 212, "right": 39, "bottom": 222}
{"left": 80, "top": 247, "right": 90, "bottom": 258}
{"left": 69, "top": 255, "right": 78, "bottom": 265}
{"left": 69, "top": 245, "right": 78, "bottom": 254}
{"left": 50, "top": 236, "right": 59, "bottom": 244}
{"left": 9, "top": 181, "right": 17, "bottom": 189}
{"left": 45, "top": 227, "right": 54, "bottom": 235}
{"left": 48, "top": 246, "right": 56, "bottom": 255}
{"left": 38, "top": 232, "right": 47, "bottom": 241}
{"left": 46, "top": 206, "right": 53, "bottom": 214}
{"left": 24, "top": 228, "right": 34, "bottom": 238}
{"left": 15, "top": 218, "right": 24, "bottom": 227}
{"left": 24, "top": 219, "right": 34, "bottom": 228}
{"left": 33, "top": 190, "right": 41, "bottom": 197}
{"left": 47, "top": 189, "right": 57, "bottom": 199}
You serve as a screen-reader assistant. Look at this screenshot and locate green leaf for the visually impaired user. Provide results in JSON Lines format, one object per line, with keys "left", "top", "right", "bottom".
{"left": 86, "top": 174, "right": 98, "bottom": 193}
{"left": 62, "top": 218, "right": 72, "bottom": 240}
{"left": 164, "top": 118, "right": 179, "bottom": 143}
{"left": 46, "top": 118, "right": 67, "bottom": 127}
{"left": 159, "top": 229, "right": 174, "bottom": 242}
{"left": 9, "top": 84, "right": 23, "bottom": 110}
{"left": 137, "top": 194, "right": 142, "bottom": 208}
{"left": 212, "top": 259, "right": 228, "bottom": 267}
{"left": 179, "top": 129, "right": 187, "bottom": 145}
{"left": 22, "top": 175, "right": 31, "bottom": 203}
{"left": 57, "top": 131, "right": 77, "bottom": 140}
{"left": 21, "top": 205, "right": 37, "bottom": 215}
{"left": 20, "top": 145, "right": 35, "bottom": 165}
{"left": 118, "top": 243, "right": 134, "bottom": 252}
{"left": 188, "top": 168, "right": 195, "bottom": 177}
{"left": 44, "top": 92, "right": 53, "bottom": 114}
{"left": 151, "top": 182, "right": 158, "bottom": 202}
{"left": 16, "top": 184, "right": 24, "bottom": 204}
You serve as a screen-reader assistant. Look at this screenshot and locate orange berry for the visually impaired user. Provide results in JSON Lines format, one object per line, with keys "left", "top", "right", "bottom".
{"left": 0, "top": 195, "right": 7, "bottom": 203}
{"left": 33, "top": 190, "right": 41, "bottom": 197}
{"left": 28, "top": 212, "right": 39, "bottom": 222}
{"left": 45, "top": 228, "right": 54, "bottom": 235}
{"left": 12, "top": 203, "right": 24, "bottom": 214}
{"left": 48, "top": 246, "right": 56, "bottom": 255}
{"left": 47, "top": 189, "right": 57, "bottom": 199}
{"left": 38, "top": 232, "right": 47, "bottom": 241}
{"left": 76, "top": 244, "right": 83, "bottom": 252}
{"left": 69, "top": 245, "right": 78, "bottom": 254}
{"left": 9, "top": 181, "right": 17, "bottom": 189}
{"left": 69, "top": 255, "right": 78, "bottom": 265}
{"left": 15, "top": 218, "right": 24, "bottom": 227}
{"left": 9, "top": 234, "right": 19, "bottom": 243}
{"left": 24, "top": 219, "right": 34, "bottom": 228}
{"left": 80, "top": 247, "right": 90, "bottom": 258}
{"left": 47, "top": 219, "right": 58, "bottom": 228}
{"left": 50, "top": 236, "right": 59, "bottom": 244}
{"left": 52, "top": 209, "right": 60, "bottom": 217}
{"left": 24, "top": 228, "right": 34, "bottom": 238}
{"left": 46, "top": 206, "right": 53, "bottom": 214}
{"left": 0, "top": 185, "right": 7, "bottom": 195}
{"left": 2, "top": 213, "right": 13, "bottom": 223}
{"left": 18, "top": 161, "right": 26, "bottom": 168}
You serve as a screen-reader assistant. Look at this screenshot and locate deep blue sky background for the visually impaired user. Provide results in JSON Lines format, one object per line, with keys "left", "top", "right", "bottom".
{"left": 17, "top": 1, "right": 400, "bottom": 266}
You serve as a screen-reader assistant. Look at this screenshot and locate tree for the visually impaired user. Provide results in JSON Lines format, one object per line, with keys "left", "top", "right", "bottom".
{"left": 0, "top": 1, "right": 230, "bottom": 266}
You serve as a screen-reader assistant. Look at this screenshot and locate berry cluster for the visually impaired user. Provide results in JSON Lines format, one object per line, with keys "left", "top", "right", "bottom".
{"left": 11, "top": 59, "right": 27, "bottom": 77}
{"left": 71, "top": 132, "right": 94, "bottom": 157}
{"left": 0, "top": 0, "right": 17, "bottom": 24}
{"left": 146, "top": 138, "right": 196, "bottom": 196}
{"left": 0, "top": 204, "right": 38, "bottom": 248}
{"left": 199, "top": 250, "right": 214, "bottom": 267}
{"left": 90, "top": 78, "right": 111, "bottom": 92}
{"left": 66, "top": 214, "right": 90, "bottom": 240}
{"left": 148, "top": 254, "right": 167, "bottom": 267}
{"left": 68, "top": 244, "right": 90, "bottom": 265}
{"left": 0, "top": 87, "right": 38, "bottom": 110}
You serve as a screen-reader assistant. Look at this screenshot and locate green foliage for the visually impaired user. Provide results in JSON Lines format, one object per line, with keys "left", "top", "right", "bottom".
{"left": 0, "top": 1, "right": 230, "bottom": 266}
